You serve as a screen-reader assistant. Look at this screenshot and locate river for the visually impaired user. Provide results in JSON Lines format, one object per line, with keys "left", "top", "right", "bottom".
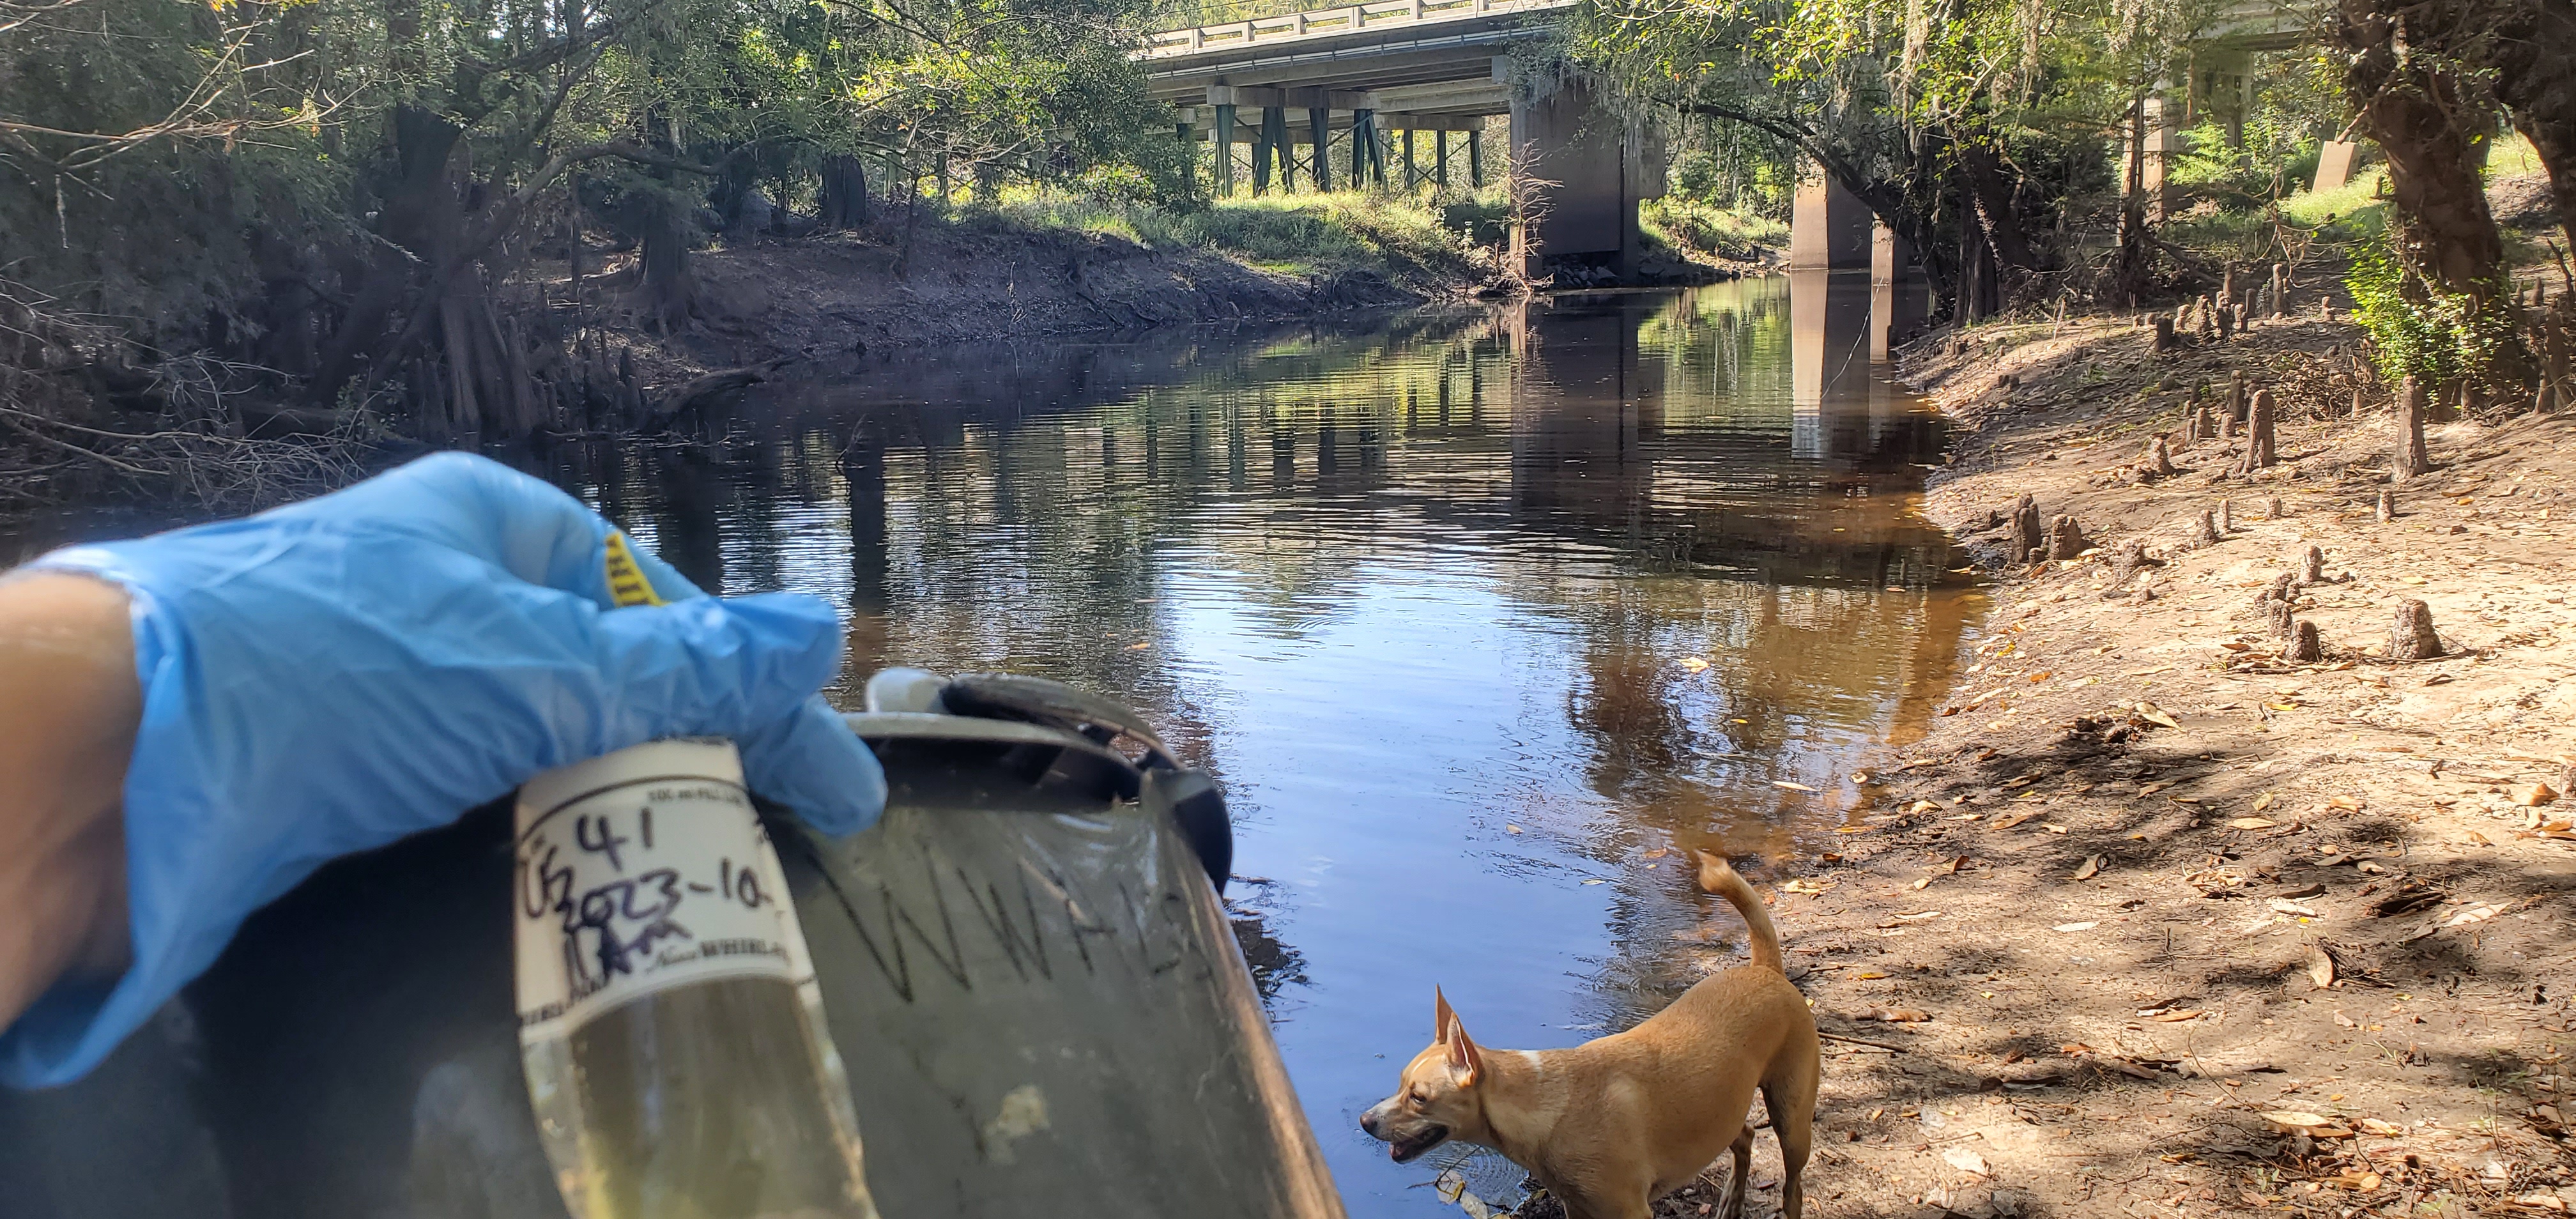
{"left": 544, "top": 274, "right": 1976, "bottom": 1216}
{"left": 0, "top": 273, "right": 1972, "bottom": 1216}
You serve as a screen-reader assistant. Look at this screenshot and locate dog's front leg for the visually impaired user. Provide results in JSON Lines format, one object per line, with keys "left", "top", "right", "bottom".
{"left": 1716, "top": 1126, "right": 1756, "bottom": 1219}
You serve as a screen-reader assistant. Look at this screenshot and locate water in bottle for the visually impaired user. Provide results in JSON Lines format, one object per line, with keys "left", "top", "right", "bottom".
{"left": 514, "top": 738, "right": 878, "bottom": 1219}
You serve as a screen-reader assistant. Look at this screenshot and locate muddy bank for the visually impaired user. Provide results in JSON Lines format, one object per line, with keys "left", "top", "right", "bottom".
{"left": 544, "top": 215, "right": 1489, "bottom": 413}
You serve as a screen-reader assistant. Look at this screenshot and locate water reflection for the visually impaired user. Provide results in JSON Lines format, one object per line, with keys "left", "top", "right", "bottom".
{"left": 535, "top": 277, "right": 1970, "bottom": 1218}
{"left": 0, "top": 279, "right": 1972, "bottom": 1219}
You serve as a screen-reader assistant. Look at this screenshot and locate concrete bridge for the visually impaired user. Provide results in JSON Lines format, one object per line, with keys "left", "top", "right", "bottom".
{"left": 1139, "top": 0, "right": 1667, "bottom": 274}
{"left": 1141, "top": 0, "right": 2315, "bottom": 277}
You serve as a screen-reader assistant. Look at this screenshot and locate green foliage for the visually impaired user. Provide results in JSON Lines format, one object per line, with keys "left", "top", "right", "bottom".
{"left": 2168, "top": 120, "right": 2320, "bottom": 205}
{"left": 969, "top": 187, "right": 1491, "bottom": 279}
{"left": 1641, "top": 197, "right": 1784, "bottom": 263}
{"left": 3, "top": 0, "right": 1184, "bottom": 358}
{"left": 2344, "top": 231, "right": 2524, "bottom": 390}
{"left": 0, "top": 0, "right": 352, "bottom": 343}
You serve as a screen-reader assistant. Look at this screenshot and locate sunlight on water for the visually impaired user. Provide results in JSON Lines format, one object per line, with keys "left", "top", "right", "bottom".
{"left": 551, "top": 274, "right": 1967, "bottom": 1218}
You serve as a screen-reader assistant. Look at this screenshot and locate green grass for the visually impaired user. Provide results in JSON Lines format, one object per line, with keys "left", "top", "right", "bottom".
{"left": 1640, "top": 197, "right": 1785, "bottom": 263}
{"left": 2280, "top": 166, "right": 2386, "bottom": 230}
{"left": 2487, "top": 132, "right": 2543, "bottom": 179}
{"left": 964, "top": 185, "right": 1502, "bottom": 280}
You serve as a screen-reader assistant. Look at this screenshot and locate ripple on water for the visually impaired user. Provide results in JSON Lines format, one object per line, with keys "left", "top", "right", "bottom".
{"left": 545, "top": 277, "right": 1972, "bottom": 1219}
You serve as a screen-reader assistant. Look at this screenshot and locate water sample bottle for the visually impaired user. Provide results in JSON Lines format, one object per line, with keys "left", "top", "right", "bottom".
{"left": 514, "top": 738, "right": 879, "bottom": 1219}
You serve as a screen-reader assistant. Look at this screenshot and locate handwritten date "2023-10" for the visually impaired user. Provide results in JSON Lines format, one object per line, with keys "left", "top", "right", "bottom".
{"left": 519, "top": 799, "right": 775, "bottom": 985}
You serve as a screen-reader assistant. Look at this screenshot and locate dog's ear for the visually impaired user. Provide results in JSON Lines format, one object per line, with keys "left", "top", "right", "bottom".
{"left": 1444, "top": 1018, "right": 1483, "bottom": 1087}
{"left": 1434, "top": 986, "right": 1458, "bottom": 1044}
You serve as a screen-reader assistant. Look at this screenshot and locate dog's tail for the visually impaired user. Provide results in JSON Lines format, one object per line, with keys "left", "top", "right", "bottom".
{"left": 1692, "top": 851, "right": 1784, "bottom": 973}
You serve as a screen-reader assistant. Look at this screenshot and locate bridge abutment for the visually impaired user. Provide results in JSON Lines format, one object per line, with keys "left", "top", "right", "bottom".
{"left": 1789, "top": 165, "right": 1873, "bottom": 271}
{"left": 1507, "top": 74, "right": 1664, "bottom": 278}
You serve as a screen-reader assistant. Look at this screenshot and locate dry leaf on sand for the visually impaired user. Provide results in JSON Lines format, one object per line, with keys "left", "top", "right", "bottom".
{"left": 1941, "top": 1147, "right": 1990, "bottom": 1176}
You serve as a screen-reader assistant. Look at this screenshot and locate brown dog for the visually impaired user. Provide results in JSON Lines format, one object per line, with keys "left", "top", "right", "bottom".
{"left": 1359, "top": 852, "right": 1819, "bottom": 1219}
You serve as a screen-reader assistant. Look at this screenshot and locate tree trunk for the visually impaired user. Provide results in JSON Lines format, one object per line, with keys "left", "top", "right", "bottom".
{"left": 818, "top": 154, "right": 871, "bottom": 228}
{"left": 2336, "top": 0, "right": 2534, "bottom": 384}
{"left": 636, "top": 195, "right": 699, "bottom": 333}
{"left": 2457, "top": 0, "right": 2576, "bottom": 257}
{"left": 1958, "top": 139, "right": 2040, "bottom": 294}
{"left": 1954, "top": 194, "right": 2000, "bottom": 325}
{"left": 310, "top": 105, "right": 463, "bottom": 397}
{"left": 2115, "top": 93, "right": 2154, "bottom": 307}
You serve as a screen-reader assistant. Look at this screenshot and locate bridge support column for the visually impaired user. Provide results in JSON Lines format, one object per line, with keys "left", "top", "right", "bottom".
{"left": 1351, "top": 109, "right": 1383, "bottom": 189}
{"left": 1789, "top": 162, "right": 1872, "bottom": 270}
{"left": 1215, "top": 102, "right": 1236, "bottom": 196}
{"left": 1507, "top": 75, "right": 1663, "bottom": 278}
{"left": 1402, "top": 128, "right": 1417, "bottom": 191}
{"left": 2313, "top": 139, "right": 2359, "bottom": 192}
{"left": 1175, "top": 112, "right": 1194, "bottom": 194}
{"left": 1308, "top": 106, "right": 1332, "bottom": 191}
{"left": 1469, "top": 128, "right": 1482, "bottom": 187}
{"left": 1435, "top": 130, "right": 1450, "bottom": 188}
{"left": 1870, "top": 221, "right": 1924, "bottom": 362}
{"left": 1255, "top": 105, "right": 1289, "bottom": 195}
{"left": 2124, "top": 88, "right": 2181, "bottom": 220}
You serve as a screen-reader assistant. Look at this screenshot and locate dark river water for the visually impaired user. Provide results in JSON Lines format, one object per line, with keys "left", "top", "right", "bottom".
{"left": 4, "top": 274, "right": 1978, "bottom": 1217}
{"left": 555, "top": 274, "right": 1976, "bottom": 1215}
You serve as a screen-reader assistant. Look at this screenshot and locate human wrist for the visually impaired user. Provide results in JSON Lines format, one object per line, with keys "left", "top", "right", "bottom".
{"left": 0, "top": 572, "right": 139, "bottom": 1034}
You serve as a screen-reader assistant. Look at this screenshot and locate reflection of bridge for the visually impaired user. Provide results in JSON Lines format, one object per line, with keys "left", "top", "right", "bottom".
{"left": 1139, "top": 0, "right": 1663, "bottom": 274}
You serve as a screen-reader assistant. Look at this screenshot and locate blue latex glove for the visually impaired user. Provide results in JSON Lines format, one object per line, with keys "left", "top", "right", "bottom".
{"left": 1, "top": 452, "right": 885, "bottom": 1088}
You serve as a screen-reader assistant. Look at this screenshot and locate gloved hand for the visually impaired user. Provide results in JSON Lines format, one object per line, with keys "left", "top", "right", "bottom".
{"left": 1, "top": 452, "right": 885, "bottom": 1087}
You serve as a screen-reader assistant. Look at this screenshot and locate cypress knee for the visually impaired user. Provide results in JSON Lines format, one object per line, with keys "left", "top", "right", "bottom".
{"left": 2047, "top": 514, "right": 2089, "bottom": 560}
{"left": 2389, "top": 599, "right": 2444, "bottom": 659}
{"left": 2375, "top": 488, "right": 2397, "bottom": 521}
{"left": 2193, "top": 510, "right": 2221, "bottom": 545}
{"left": 2395, "top": 375, "right": 2430, "bottom": 480}
{"left": 2296, "top": 544, "right": 2324, "bottom": 585}
{"left": 2246, "top": 388, "right": 2276, "bottom": 470}
{"left": 2140, "top": 436, "right": 2177, "bottom": 479}
{"left": 2266, "top": 599, "right": 2297, "bottom": 640}
{"left": 2011, "top": 493, "right": 2044, "bottom": 558}
{"left": 2286, "top": 619, "right": 2323, "bottom": 662}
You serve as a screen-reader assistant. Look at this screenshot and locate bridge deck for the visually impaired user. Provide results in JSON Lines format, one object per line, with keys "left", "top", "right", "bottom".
{"left": 1140, "top": 0, "right": 1571, "bottom": 109}
{"left": 1138, "top": 0, "right": 2299, "bottom": 114}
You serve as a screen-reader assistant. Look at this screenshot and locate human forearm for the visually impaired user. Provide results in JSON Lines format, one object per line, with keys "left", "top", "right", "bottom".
{"left": 0, "top": 574, "right": 137, "bottom": 1036}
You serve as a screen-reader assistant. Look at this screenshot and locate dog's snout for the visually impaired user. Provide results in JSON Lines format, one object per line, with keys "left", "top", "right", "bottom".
{"left": 1359, "top": 1109, "right": 1380, "bottom": 1137}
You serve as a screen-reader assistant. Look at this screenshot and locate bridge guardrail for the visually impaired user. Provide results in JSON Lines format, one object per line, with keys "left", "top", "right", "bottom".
{"left": 1140, "top": 0, "right": 1572, "bottom": 58}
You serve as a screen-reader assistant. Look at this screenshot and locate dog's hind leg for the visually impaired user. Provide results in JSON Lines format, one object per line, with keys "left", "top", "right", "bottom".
{"left": 1716, "top": 1125, "right": 1755, "bottom": 1219}
{"left": 1762, "top": 1033, "right": 1821, "bottom": 1219}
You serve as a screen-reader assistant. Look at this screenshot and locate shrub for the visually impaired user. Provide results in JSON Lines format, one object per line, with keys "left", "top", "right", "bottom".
{"left": 1640, "top": 197, "right": 1785, "bottom": 262}
{"left": 2343, "top": 231, "right": 2524, "bottom": 392}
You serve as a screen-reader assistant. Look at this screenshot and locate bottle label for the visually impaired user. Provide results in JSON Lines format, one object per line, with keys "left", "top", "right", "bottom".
{"left": 513, "top": 746, "right": 802, "bottom": 1041}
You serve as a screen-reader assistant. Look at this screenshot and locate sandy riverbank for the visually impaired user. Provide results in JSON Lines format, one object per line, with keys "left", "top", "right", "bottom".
{"left": 1784, "top": 310, "right": 2571, "bottom": 1219}
{"left": 1509, "top": 303, "right": 2575, "bottom": 1219}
